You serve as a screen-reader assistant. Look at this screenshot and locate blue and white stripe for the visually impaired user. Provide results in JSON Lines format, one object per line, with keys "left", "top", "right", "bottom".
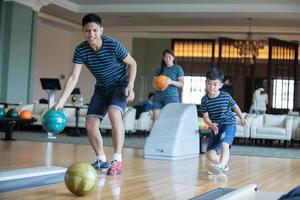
{"left": 201, "top": 91, "right": 236, "bottom": 125}
{"left": 73, "top": 35, "right": 128, "bottom": 86}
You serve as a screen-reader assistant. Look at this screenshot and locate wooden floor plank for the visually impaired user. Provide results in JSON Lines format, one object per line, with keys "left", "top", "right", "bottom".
{"left": 0, "top": 140, "right": 299, "bottom": 199}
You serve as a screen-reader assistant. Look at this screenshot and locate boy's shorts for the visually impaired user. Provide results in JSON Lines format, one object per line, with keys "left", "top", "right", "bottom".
{"left": 87, "top": 84, "right": 127, "bottom": 119}
{"left": 206, "top": 124, "right": 236, "bottom": 153}
{"left": 153, "top": 95, "right": 179, "bottom": 110}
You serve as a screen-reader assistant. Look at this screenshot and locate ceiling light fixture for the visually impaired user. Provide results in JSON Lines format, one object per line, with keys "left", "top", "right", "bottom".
{"left": 234, "top": 18, "right": 265, "bottom": 64}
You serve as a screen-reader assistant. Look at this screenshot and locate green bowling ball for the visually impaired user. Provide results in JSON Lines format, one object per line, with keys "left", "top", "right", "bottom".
{"left": 0, "top": 108, "right": 5, "bottom": 119}
{"left": 42, "top": 110, "right": 66, "bottom": 134}
{"left": 64, "top": 163, "right": 98, "bottom": 196}
{"left": 6, "top": 108, "right": 19, "bottom": 119}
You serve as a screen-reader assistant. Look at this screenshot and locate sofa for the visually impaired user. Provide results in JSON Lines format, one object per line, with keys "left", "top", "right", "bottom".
{"left": 251, "top": 114, "right": 293, "bottom": 147}
{"left": 290, "top": 116, "right": 300, "bottom": 141}
{"left": 99, "top": 107, "right": 137, "bottom": 134}
{"left": 135, "top": 111, "right": 153, "bottom": 133}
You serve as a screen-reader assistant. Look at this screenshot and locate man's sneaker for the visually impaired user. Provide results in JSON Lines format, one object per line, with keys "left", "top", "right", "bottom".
{"left": 208, "top": 164, "right": 226, "bottom": 176}
{"left": 107, "top": 160, "right": 123, "bottom": 176}
{"left": 91, "top": 159, "right": 109, "bottom": 171}
{"left": 208, "top": 165, "right": 229, "bottom": 175}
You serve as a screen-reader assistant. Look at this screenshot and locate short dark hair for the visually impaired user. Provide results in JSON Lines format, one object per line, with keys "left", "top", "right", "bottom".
{"left": 82, "top": 13, "right": 102, "bottom": 28}
{"left": 148, "top": 92, "right": 154, "bottom": 99}
{"left": 206, "top": 67, "right": 224, "bottom": 82}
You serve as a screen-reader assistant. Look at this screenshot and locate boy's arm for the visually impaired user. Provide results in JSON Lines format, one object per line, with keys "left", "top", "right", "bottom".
{"left": 55, "top": 63, "right": 82, "bottom": 110}
{"left": 123, "top": 53, "right": 137, "bottom": 102}
{"left": 233, "top": 104, "right": 248, "bottom": 127}
{"left": 202, "top": 113, "right": 219, "bottom": 134}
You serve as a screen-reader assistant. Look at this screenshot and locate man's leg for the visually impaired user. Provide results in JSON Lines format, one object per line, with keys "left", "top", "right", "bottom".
{"left": 206, "top": 149, "right": 220, "bottom": 163}
{"left": 220, "top": 143, "right": 230, "bottom": 167}
{"left": 86, "top": 117, "right": 103, "bottom": 155}
{"left": 86, "top": 117, "right": 109, "bottom": 170}
{"left": 106, "top": 107, "right": 125, "bottom": 176}
{"left": 108, "top": 107, "right": 125, "bottom": 154}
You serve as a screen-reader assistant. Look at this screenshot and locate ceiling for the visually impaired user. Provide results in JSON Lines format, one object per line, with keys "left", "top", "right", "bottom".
{"left": 11, "top": 0, "right": 300, "bottom": 36}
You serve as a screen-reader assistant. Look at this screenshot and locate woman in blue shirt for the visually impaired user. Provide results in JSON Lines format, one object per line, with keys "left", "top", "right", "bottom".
{"left": 152, "top": 49, "right": 184, "bottom": 121}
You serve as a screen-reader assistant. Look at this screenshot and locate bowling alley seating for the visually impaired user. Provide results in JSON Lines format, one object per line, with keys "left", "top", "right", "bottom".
{"left": 135, "top": 111, "right": 153, "bottom": 133}
{"left": 19, "top": 103, "right": 76, "bottom": 127}
{"left": 99, "top": 107, "right": 137, "bottom": 134}
{"left": 64, "top": 108, "right": 87, "bottom": 128}
{"left": 290, "top": 116, "right": 300, "bottom": 144}
{"left": 250, "top": 114, "right": 293, "bottom": 147}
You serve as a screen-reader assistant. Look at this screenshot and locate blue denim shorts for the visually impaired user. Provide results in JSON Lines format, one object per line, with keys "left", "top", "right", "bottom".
{"left": 206, "top": 124, "right": 236, "bottom": 152}
{"left": 87, "top": 84, "right": 127, "bottom": 119}
{"left": 153, "top": 95, "right": 179, "bottom": 110}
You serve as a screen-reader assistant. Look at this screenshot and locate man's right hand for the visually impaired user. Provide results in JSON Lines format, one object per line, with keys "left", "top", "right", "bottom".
{"left": 53, "top": 102, "right": 64, "bottom": 110}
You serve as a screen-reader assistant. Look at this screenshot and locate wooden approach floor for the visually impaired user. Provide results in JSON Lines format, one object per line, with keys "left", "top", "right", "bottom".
{"left": 0, "top": 140, "right": 300, "bottom": 200}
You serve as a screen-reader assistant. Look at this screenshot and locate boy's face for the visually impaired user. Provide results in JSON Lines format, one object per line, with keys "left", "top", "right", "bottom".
{"left": 206, "top": 79, "right": 223, "bottom": 96}
{"left": 83, "top": 22, "right": 103, "bottom": 46}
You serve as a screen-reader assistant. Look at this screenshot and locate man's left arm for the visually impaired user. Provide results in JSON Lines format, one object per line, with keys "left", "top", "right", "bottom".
{"left": 123, "top": 53, "right": 137, "bottom": 102}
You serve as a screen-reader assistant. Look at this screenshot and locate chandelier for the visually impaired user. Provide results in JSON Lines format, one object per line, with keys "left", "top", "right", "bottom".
{"left": 234, "top": 18, "right": 264, "bottom": 64}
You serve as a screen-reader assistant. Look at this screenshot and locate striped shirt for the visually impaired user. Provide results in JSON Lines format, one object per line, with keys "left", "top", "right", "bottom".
{"left": 154, "top": 64, "right": 184, "bottom": 97}
{"left": 72, "top": 35, "right": 128, "bottom": 86}
{"left": 201, "top": 91, "right": 236, "bottom": 125}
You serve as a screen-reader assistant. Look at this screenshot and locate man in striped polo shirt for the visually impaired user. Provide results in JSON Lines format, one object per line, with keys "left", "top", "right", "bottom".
{"left": 54, "top": 13, "right": 137, "bottom": 176}
{"left": 201, "top": 67, "right": 246, "bottom": 178}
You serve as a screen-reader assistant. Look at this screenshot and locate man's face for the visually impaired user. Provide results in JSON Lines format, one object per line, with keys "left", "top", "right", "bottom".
{"left": 206, "top": 79, "right": 223, "bottom": 96}
{"left": 83, "top": 22, "right": 103, "bottom": 46}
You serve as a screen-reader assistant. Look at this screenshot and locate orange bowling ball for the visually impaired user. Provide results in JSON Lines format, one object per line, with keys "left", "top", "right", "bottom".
{"left": 154, "top": 75, "right": 169, "bottom": 91}
{"left": 19, "top": 110, "right": 32, "bottom": 119}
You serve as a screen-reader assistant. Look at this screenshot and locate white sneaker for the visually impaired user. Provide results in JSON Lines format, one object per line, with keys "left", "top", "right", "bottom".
{"left": 207, "top": 164, "right": 227, "bottom": 176}
{"left": 208, "top": 165, "right": 229, "bottom": 175}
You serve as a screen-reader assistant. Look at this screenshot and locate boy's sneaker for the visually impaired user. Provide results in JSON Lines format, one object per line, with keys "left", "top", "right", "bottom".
{"left": 208, "top": 165, "right": 229, "bottom": 175}
{"left": 208, "top": 164, "right": 226, "bottom": 176}
{"left": 91, "top": 159, "right": 109, "bottom": 171}
{"left": 107, "top": 160, "right": 123, "bottom": 176}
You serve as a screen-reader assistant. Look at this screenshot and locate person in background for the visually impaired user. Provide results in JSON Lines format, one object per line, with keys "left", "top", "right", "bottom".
{"left": 252, "top": 83, "right": 268, "bottom": 114}
{"left": 220, "top": 76, "right": 234, "bottom": 97}
{"left": 142, "top": 92, "right": 154, "bottom": 112}
{"left": 152, "top": 49, "right": 184, "bottom": 121}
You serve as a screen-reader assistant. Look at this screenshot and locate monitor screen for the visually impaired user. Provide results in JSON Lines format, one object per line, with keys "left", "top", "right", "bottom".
{"left": 40, "top": 78, "right": 61, "bottom": 90}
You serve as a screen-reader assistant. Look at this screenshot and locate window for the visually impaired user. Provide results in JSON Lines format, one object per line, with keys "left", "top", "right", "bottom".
{"left": 182, "top": 76, "right": 206, "bottom": 104}
{"left": 272, "top": 79, "right": 294, "bottom": 109}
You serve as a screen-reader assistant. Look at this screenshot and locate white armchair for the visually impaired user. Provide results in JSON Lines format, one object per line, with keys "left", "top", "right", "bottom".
{"left": 65, "top": 107, "right": 87, "bottom": 128}
{"left": 251, "top": 114, "right": 293, "bottom": 147}
{"left": 123, "top": 107, "right": 136, "bottom": 134}
{"left": 135, "top": 111, "right": 153, "bottom": 133}
{"left": 290, "top": 116, "right": 300, "bottom": 140}
{"left": 99, "top": 107, "right": 136, "bottom": 134}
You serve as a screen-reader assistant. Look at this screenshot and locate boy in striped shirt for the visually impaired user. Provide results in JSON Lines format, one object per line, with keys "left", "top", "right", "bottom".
{"left": 201, "top": 67, "right": 247, "bottom": 178}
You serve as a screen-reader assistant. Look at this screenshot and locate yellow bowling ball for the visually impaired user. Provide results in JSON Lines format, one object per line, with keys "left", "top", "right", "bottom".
{"left": 64, "top": 163, "right": 98, "bottom": 196}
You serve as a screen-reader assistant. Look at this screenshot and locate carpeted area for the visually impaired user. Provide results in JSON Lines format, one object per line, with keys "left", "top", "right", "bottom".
{"left": 1, "top": 130, "right": 300, "bottom": 159}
